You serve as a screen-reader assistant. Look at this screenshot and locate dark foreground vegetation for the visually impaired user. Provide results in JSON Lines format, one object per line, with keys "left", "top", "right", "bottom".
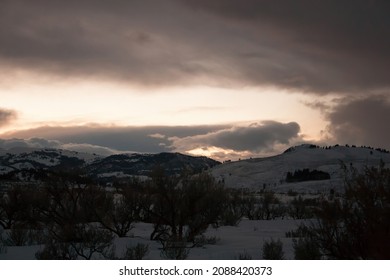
{"left": 285, "top": 162, "right": 390, "bottom": 259}
{"left": 0, "top": 169, "right": 237, "bottom": 259}
{"left": 1, "top": 163, "right": 389, "bottom": 259}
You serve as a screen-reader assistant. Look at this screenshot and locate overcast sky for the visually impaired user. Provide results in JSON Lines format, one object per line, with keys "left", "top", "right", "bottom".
{"left": 1, "top": 0, "right": 389, "bottom": 160}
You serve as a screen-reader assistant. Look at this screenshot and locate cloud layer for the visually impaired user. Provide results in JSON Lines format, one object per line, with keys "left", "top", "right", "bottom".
{"left": 0, "top": 121, "right": 302, "bottom": 160}
{"left": 325, "top": 95, "right": 390, "bottom": 149}
{"left": 171, "top": 121, "right": 300, "bottom": 152}
{"left": 1, "top": 0, "right": 389, "bottom": 93}
{"left": 179, "top": 0, "right": 390, "bottom": 93}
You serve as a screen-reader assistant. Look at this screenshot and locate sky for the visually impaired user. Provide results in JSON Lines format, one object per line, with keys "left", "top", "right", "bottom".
{"left": 0, "top": 0, "right": 390, "bottom": 161}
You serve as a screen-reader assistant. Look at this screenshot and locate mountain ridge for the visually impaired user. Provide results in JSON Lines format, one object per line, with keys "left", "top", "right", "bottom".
{"left": 1, "top": 144, "right": 390, "bottom": 193}
{"left": 0, "top": 149, "right": 220, "bottom": 182}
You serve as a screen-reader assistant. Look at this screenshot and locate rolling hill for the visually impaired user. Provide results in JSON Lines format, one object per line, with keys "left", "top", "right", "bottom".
{"left": 211, "top": 144, "right": 390, "bottom": 193}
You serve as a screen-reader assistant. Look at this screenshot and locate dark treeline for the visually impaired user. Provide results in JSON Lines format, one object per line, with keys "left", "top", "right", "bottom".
{"left": 284, "top": 144, "right": 390, "bottom": 154}
{"left": 286, "top": 169, "right": 331, "bottom": 183}
{"left": 0, "top": 166, "right": 318, "bottom": 259}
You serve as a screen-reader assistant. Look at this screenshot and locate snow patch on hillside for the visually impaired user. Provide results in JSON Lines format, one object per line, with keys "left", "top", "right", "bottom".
{"left": 212, "top": 145, "right": 390, "bottom": 192}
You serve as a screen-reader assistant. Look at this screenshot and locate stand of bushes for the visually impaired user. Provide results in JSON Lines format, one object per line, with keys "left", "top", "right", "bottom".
{"left": 0, "top": 170, "right": 236, "bottom": 259}
{"left": 285, "top": 163, "right": 390, "bottom": 259}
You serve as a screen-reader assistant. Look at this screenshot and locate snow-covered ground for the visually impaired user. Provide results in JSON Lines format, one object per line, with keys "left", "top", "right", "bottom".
{"left": 0, "top": 219, "right": 302, "bottom": 260}
{"left": 212, "top": 145, "right": 390, "bottom": 192}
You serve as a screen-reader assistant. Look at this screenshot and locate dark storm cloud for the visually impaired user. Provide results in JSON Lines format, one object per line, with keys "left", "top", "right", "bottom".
{"left": 1, "top": 0, "right": 389, "bottom": 93}
{"left": 0, "top": 0, "right": 212, "bottom": 86}
{"left": 0, "top": 108, "right": 17, "bottom": 127}
{"left": 2, "top": 125, "right": 229, "bottom": 153}
{"left": 0, "top": 122, "right": 301, "bottom": 158}
{"left": 325, "top": 95, "right": 390, "bottom": 149}
{"left": 171, "top": 121, "right": 301, "bottom": 152}
{"left": 179, "top": 0, "right": 390, "bottom": 93}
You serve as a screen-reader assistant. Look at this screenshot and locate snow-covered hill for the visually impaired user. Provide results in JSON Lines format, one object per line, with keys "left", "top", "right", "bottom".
{"left": 1, "top": 144, "right": 390, "bottom": 193}
{"left": 86, "top": 152, "right": 220, "bottom": 179}
{"left": 211, "top": 144, "right": 390, "bottom": 193}
{"left": 0, "top": 149, "right": 219, "bottom": 181}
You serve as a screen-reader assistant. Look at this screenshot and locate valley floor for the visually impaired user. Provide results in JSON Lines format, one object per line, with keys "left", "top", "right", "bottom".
{"left": 0, "top": 219, "right": 302, "bottom": 260}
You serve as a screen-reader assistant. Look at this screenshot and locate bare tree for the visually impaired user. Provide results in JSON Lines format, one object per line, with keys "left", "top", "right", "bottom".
{"left": 313, "top": 162, "right": 390, "bottom": 259}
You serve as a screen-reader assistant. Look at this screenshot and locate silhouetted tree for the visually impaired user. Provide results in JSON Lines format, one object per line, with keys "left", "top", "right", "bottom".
{"left": 313, "top": 162, "right": 390, "bottom": 259}
{"left": 259, "top": 192, "right": 280, "bottom": 220}
{"left": 146, "top": 171, "right": 226, "bottom": 245}
{"left": 0, "top": 185, "right": 34, "bottom": 230}
{"left": 288, "top": 195, "right": 315, "bottom": 219}
{"left": 91, "top": 185, "right": 142, "bottom": 237}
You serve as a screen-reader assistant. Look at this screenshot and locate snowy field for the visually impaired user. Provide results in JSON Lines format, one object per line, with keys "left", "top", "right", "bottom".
{"left": 0, "top": 219, "right": 303, "bottom": 260}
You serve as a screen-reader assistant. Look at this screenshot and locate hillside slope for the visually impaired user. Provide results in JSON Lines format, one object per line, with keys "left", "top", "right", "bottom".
{"left": 0, "top": 148, "right": 220, "bottom": 182}
{"left": 211, "top": 144, "right": 390, "bottom": 193}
